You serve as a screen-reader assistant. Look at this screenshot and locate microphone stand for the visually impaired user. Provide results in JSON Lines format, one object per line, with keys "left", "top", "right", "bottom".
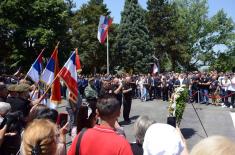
{"left": 191, "top": 92, "right": 208, "bottom": 137}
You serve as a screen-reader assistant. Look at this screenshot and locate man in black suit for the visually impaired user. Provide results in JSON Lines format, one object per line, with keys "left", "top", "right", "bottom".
{"left": 122, "top": 76, "right": 133, "bottom": 123}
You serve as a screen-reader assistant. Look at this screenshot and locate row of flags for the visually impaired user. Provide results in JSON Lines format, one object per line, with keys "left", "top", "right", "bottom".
{"left": 26, "top": 46, "right": 81, "bottom": 108}
{"left": 25, "top": 15, "right": 113, "bottom": 108}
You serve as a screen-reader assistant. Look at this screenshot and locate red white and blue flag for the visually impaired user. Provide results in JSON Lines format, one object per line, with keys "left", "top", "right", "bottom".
{"left": 41, "top": 47, "right": 61, "bottom": 108}
{"left": 59, "top": 51, "right": 78, "bottom": 102}
{"left": 26, "top": 50, "right": 44, "bottom": 83}
{"left": 41, "top": 48, "right": 58, "bottom": 85}
{"left": 97, "top": 15, "right": 112, "bottom": 44}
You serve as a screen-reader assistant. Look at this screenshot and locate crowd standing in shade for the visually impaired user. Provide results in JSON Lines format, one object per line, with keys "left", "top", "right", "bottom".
{"left": 0, "top": 70, "right": 235, "bottom": 155}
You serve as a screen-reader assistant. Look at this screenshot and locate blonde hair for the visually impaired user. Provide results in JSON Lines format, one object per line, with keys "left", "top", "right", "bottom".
{"left": 190, "top": 136, "right": 235, "bottom": 155}
{"left": 22, "top": 119, "right": 58, "bottom": 155}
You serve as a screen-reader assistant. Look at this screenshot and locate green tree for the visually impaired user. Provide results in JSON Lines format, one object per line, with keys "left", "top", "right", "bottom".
{"left": 209, "top": 40, "right": 235, "bottom": 72}
{"left": 175, "top": 0, "right": 235, "bottom": 70}
{"left": 116, "top": 0, "right": 153, "bottom": 73}
{"left": 0, "top": 0, "right": 70, "bottom": 71}
{"left": 146, "top": 0, "right": 190, "bottom": 71}
{"left": 71, "top": 0, "right": 117, "bottom": 73}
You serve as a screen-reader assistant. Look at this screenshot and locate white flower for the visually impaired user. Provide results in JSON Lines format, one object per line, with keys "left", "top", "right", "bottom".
{"left": 175, "top": 86, "right": 184, "bottom": 93}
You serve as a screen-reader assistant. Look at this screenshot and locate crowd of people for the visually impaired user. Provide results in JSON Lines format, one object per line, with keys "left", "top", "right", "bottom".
{"left": 0, "top": 70, "right": 235, "bottom": 155}
{"left": 75, "top": 71, "right": 235, "bottom": 108}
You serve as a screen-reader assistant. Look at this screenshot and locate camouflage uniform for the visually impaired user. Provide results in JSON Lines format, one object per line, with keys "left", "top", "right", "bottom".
{"left": 85, "top": 84, "right": 98, "bottom": 100}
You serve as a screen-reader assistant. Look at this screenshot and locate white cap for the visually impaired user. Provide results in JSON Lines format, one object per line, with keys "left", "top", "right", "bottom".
{"left": 143, "top": 123, "right": 184, "bottom": 155}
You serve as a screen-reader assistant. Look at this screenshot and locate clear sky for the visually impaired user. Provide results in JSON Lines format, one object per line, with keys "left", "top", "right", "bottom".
{"left": 74, "top": 0, "right": 235, "bottom": 23}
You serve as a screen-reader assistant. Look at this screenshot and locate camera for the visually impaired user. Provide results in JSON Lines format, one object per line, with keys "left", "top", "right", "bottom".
{"left": 0, "top": 111, "right": 24, "bottom": 133}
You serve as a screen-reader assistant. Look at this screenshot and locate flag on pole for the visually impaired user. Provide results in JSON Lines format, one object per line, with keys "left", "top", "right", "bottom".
{"left": 75, "top": 48, "right": 82, "bottom": 73}
{"left": 97, "top": 15, "right": 112, "bottom": 44}
{"left": 59, "top": 51, "right": 78, "bottom": 102}
{"left": 50, "top": 51, "right": 61, "bottom": 106}
{"left": 41, "top": 47, "right": 58, "bottom": 85}
{"left": 152, "top": 63, "right": 159, "bottom": 74}
{"left": 41, "top": 46, "right": 61, "bottom": 108}
{"left": 26, "top": 51, "right": 43, "bottom": 83}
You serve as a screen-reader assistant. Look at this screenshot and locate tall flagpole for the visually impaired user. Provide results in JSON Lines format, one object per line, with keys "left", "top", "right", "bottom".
{"left": 107, "top": 31, "right": 109, "bottom": 74}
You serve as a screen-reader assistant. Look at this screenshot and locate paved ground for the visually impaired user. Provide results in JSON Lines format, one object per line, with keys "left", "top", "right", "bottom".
{"left": 118, "top": 99, "right": 169, "bottom": 143}
{"left": 58, "top": 99, "right": 235, "bottom": 151}
{"left": 180, "top": 103, "right": 235, "bottom": 150}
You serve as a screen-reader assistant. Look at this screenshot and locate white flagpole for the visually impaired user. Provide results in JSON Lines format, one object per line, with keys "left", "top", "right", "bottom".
{"left": 107, "top": 31, "right": 109, "bottom": 74}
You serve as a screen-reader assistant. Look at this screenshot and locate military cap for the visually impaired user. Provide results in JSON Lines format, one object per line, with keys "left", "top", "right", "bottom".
{"left": 15, "top": 83, "right": 31, "bottom": 92}
{"left": 7, "top": 84, "right": 17, "bottom": 92}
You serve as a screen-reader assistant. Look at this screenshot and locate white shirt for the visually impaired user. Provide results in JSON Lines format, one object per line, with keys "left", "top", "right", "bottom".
{"left": 228, "top": 77, "right": 235, "bottom": 91}
{"left": 221, "top": 79, "right": 231, "bottom": 91}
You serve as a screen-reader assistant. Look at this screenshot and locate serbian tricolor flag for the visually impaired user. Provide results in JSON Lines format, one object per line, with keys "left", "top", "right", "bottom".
{"left": 97, "top": 15, "right": 112, "bottom": 44}
{"left": 41, "top": 47, "right": 58, "bottom": 85}
{"left": 41, "top": 47, "right": 61, "bottom": 107}
{"left": 26, "top": 50, "right": 44, "bottom": 83}
{"left": 59, "top": 51, "right": 78, "bottom": 102}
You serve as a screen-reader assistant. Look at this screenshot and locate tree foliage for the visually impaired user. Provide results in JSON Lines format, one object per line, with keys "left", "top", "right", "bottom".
{"left": 146, "top": 0, "right": 234, "bottom": 72}
{"left": 146, "top": 0, "right": 190, "bottom": 71}
{"left": 0, "top": 0, "right": 71, "bottom": 70}
{"left": 116, "top": 0, "right": 153, "bottom": 73}
{"left": 175, "top": 0, "right": 235, "bottom": 70}
{"left": 0, "top": 0, "right": 234, "bottom": 73}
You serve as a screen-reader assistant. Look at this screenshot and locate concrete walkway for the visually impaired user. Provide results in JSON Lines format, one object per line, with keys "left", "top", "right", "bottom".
{"left": 119, "top": 99, "right": 169, "bottom": 142}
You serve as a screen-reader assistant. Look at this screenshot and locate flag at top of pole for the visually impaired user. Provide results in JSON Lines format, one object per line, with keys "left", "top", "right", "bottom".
{"left": 97, "top": 15, "right": 112, "bottom": 44}
{"left": 26, "top": 49, "right": 44, "bottom": 83}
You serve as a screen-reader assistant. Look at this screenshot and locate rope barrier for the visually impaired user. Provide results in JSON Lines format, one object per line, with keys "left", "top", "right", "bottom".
{"left": 190, "top": 90, "right": 235, "bottom": 99}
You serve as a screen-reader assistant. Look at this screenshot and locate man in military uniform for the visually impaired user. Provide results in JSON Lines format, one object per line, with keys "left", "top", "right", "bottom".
{"left": 85, "top": 77, "right": 98, "bottom": 106}
{"left": 6, "top": 83, "right": 31, "bottom": 118}
{"left": 85, "top": 78, "right": 98, "bottom": 99}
